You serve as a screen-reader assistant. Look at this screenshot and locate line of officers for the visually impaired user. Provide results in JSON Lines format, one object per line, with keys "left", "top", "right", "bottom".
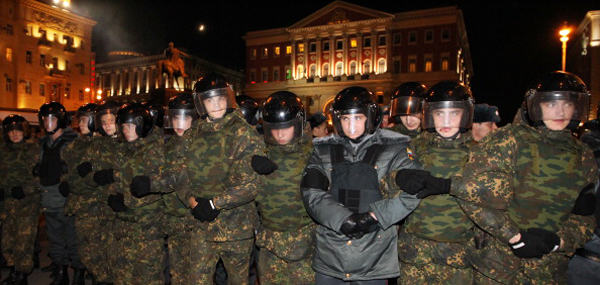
{"left": 0, "top": 70, "right": 598, "bottom": 285}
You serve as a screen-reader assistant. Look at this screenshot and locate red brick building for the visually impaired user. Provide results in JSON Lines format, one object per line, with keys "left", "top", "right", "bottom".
{"left": 243, "top": 1, "right": 473, "bottom": 114}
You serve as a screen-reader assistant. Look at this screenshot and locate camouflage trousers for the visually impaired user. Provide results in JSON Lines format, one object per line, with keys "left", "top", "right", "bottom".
{"left": 468, "top": 239, "right": 569, "bottom": 284}
{"left": 112, "top": 213, "right": 166, "bottom": 285}
{"left": 1, "top": 213, "right": 38, "bottom": 273}
{"left": 75, "top": 213, "right": 115, "bottom": 283}
{"left": 397, "top": 232, "right": 473, "bottom": 284}
{"left": 189, "top": 227, "right": 254, "bottom": 285}
{"left": 257, "top": 249, "right": 314, "bottom": 284}
{"left": 163, "top": 214, "right": 193, "bottom": 285}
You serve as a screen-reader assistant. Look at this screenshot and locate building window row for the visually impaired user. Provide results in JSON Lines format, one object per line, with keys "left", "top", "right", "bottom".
{"left": 251, "top": 45, "right": 292, "bottom": 59}
{"left": 393, "top": 28, "right": 451, "bottom": 46}
{"left": 393, "top": 53, "right": 451, "bottom": 74}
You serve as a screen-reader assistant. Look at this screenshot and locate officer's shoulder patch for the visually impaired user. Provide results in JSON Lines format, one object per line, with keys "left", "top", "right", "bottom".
{"left": 406, "top": 147, "right": 414, "bottom": 160}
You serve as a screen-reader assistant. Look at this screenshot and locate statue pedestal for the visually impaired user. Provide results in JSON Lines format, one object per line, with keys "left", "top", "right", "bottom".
{"left": 150, "top": 88, "right": 191, "bottom": 105}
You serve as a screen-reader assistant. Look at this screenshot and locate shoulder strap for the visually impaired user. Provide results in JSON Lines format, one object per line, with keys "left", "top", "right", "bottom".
{"left": 362, "top": 144, "right": 385, "bottom": 167}
{"left": 330, "top": 144, "right": 345, "bottom": 165}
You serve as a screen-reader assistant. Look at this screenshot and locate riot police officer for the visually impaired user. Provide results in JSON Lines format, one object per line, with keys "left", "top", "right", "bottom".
{"left": 389, "top": 82, "right": 427, "bottom": 138}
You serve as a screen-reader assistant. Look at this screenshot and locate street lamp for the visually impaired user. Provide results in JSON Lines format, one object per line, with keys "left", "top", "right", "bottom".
{"left": 96, "top": 90, "right": 103, "bottom": 101}
{"left": 559, "top": 25, "right": 571, "bottom": 71}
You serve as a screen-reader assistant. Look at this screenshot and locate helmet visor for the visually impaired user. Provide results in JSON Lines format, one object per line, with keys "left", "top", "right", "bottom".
{"left": 390, "top": 96, "right": 423, "bottom": 117}
{"left": 423, "top": 101, "right": 474, "bottom": 131}
{"left": 526, "top": 91, "right": 590, "bottom": 123}
{"left": 263, "top": 118, "right": 304, "bottom": 145}
{"left": 95, "top": 108, "right": 119, "bottom": 135}
{"left": 164, "top": 109, "right": 197, "bottom": 131}
{"left": 42, "top": 114, "right": 59, "bottom": 132}
{"left": 193, "top": 87, "right": 236, "bottom": 119}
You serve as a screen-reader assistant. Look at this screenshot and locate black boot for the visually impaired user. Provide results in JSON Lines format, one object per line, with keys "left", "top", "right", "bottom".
{"left": 49, "top": 265, "right": 69, "bottom": 285}
{"left": 1, "top": 268, "right": 28, "bottom": 285}
{"left": 0, "top": 267, "right": 16, "bottom": 285}
{"left": 70, "top": 267, "right": 85, "bottom": 285}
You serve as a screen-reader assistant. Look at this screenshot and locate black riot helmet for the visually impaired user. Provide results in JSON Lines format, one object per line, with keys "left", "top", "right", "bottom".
{"left": 261, "top": 91, "right": 306, "bottom": 145}
{"left": 523, "top": 71, "right": 590, "bottom": 130}
{"left": 422, "top": 81, "right": 474, "bottom": 134}
{"left": 116, "top": 103, "right": 154, "bottom": 140}
{"left": 76, "top": 103, "right": 97, "bottom": 134}
{"left": 193, "top": 73, "right": 237, "bottom": 119}
{"left": 390, "top": 82, "right": 427, "bottom": 118}
{"left": 142, "top": 101, "right": 166, "bottom": 128}
{"left": 2, "top": 114, "right": 30, "bottom": 143}
{"left": 38, "top": 101, "right": 69, "bottom": 134}
{"left": 331, "top": 86, "right": 381, "bottom": 140}
{"left": 235, "top": 95, "right": 259, "bottom": 125}
{"left": 165, "top": 92, "right": 199, "bottom": 130}
{"left": 94, "top": 100, "right": 121, "bottom": 137}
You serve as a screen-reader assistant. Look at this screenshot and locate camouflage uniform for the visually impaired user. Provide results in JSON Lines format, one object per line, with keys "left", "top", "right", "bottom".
{"left": 395, "top": 131, "right": 477, "bottom": 284}
{"left": 184, "top": 110, "right": 264, "bottom": 285}
{"left": 0, "top": 141, "right": 40, "bottom": 274}
{"left": 153, "top": 131, "right": 195, "bottom": 285}
{"left": 64, "top": 135, "right": 117, "bottom": 284}
{"left": 389, "top": 123, "right": 421, "bottom": 139}
{"left": 255, "top": 128, "right": 316, "bottom": 284}
{"left": 451, "top": 122, "right": 598, "bottom": 284}
{"left": 109, "top": 130, "right": 166, "bottom": 285}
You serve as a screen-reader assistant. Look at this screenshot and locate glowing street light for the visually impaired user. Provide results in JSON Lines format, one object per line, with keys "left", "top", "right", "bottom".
{"left": 96, "top": 89, "right": 103, "bottom": 100}
{"left": 559, "top": 25, "right": 571, "bottom": 71}
{"left": 198, "top": 24, "right": 205, "bottom": 32}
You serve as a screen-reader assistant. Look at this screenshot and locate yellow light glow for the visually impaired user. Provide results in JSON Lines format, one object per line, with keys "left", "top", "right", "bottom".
{"left": 53, "top": 0, "right": 60, "bottom": 4}
{"left": 560, "top": 36, "right": 569, "bottom": 43}
{"left": 97, "top": 90, "right": 103, "bottom": 95}
{"left": 85, "top": 88, "right": 90, "bottom": 92}
{"left": 63, "top": 0, "right": 70, "bottom": 8}
{"left": 96, "top": 95, "right": 102, "bottom": 100}
{"left": 198, "top": 24, "right": 205, "bottom": 32}
{"left": 559, "top": 28, "right": 571, "bottom": 37}
{"left": 48, "top": 63, "right": 54, "bottom": 69}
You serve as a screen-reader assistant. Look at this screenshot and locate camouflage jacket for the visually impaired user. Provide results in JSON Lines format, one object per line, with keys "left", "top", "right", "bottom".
{"left": 185, "top": 110, "right": 265, "bottom": 242}
{"left": 63, "top": 134, "right": 94, "bottom": 216}
{"left": 256, "top": 126, "right": 314, "bottom": 231}
{"left": 109, "top": 130, "right": 165, "bottom": 221}
{"left": 0, "top": 141, "right": 40, "bottom": 218}
{"left": 452, "top": 122, "right": 598, "bottom": 255}
{"left": 402, "top": 131, "right": 477, "bottom": 242}
{"left": 302, "top": 129, "right": 422, "bottom": 281}
{"left": 155, "top": 131, "right": 193, "bottom": 217}
{"left": 389, "top": 123, "right": 421, "bottom": 139}
{"left": 71, "top": 135, "right": 120, "bottom": 218}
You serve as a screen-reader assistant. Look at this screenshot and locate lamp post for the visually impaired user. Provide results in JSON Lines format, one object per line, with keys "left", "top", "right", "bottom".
{"left": 559, "top": 26, "right": 571, "bottom": 71}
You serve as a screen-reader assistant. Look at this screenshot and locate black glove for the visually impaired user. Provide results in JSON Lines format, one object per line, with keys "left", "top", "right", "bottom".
{"left": 11, "top": 186, "right": 25, "bottom": 200}
{"left": 61, "top": 160, "right": 68, "bottom": 174}
{"left": 251, "top": 155, "right": 278, "bottom": 175}
{"left": 509, "top": 228, "right": 558, "bottom": 258}
{"left": 77, "top": 162, "right": 93, "bottom": 178}
{"left": 356, "top": 212, "right": 380, "bottom": 233}
{"left": 191, "top": 197, "right": 220, "bottom": 222}
{"left": 527, "top": 228, "right": 561, "bottom": 254}
{"left": 0, "top": 189, "right": 5, "bottom": 202}
{"left": 340, "top": 213, "right": 364, "bottom": 239}
{"left": 94, "top": 169, "right": 115, "bottom": 186}
{"left": 59, "top": 181, "right": 70, "bottom": 197}
{"left": 130, "top": 176, "right": 152, "bottom": 198}
{"left": 108, "top": 193, "right": 128, "bottom": 212}
{"left": 32, "top": 163, "right": 40, "bottom": 177}
{"left": 572, "top": 183, "right": 596, "bottom": 216}
{"left": 418, "top": 175, "right": 451, "bottom": 199}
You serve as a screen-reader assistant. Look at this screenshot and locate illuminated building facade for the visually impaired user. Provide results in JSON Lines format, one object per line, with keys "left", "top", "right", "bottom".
{"left": 569, "top": 10, "right": 600, "bottom": 118}
{"left": 244, "top": 1, "right": 473, "bottom": 114}
{"left": 0, "top": 0, "right": 96, "bottom": 119}
{"left": 94, "top": 50, "right": 244, "bottom": 105}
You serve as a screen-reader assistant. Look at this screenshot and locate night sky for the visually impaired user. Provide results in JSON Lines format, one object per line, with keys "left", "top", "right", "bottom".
{"left": 73, "top": 0, "right": 599, "bottom": 126}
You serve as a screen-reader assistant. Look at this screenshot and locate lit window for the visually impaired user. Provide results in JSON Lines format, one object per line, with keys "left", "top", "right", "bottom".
{"left": 309, "top": 64, "right": 316, "bottom": 78}
{"left": 409, "top": 59, "right": 416, "bottom": 73}
{"left": 275, "top": 47, "right": 280, "bottom": 56}
{"left": 350, "top": 38, "right": 357, "bottom": 48}
{"left": 298, "top": 43, "right": 305, "bottom": 53}
{"left": 441, "top": 57, "right": 449, "bottom": 71}
{"left": 335, "top": 62, "right": 343, "bottom": 76}
{"left": 297, "top": 65, "right": 305, "bottom": 78}
{"left": 251, "top": 49, "right": 257, "bottom": 59}
{"left": 322, "top": 63, "right": 329, "bottom": 77}
{"left": 262, "top": 48, "right": 268, "bottom": 58}
{"left": 6, "top": 48, "right": 12, "bottom": 62}
{"left": 349, "top": 61, "right": 356, "bottom": 75}
{"left": 425, "top": 58, "right": 432, "bottom": 72}
{"left": 286, "top": 46, "right": 292, "bottom": 55}
{"left": 363, "top": 60, "right": 371, "bottom": 73}
{"left": 377, "top": 59, "right": 386, "bottom": 74}
{"left": 286, "top": 68, "right": 292, "bottom": 79}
